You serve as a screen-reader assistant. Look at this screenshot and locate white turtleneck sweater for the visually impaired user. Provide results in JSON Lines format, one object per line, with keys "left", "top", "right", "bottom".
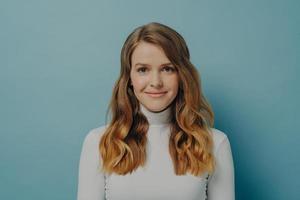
{"left": 77, "top": 104, "right": 235, "bottom": 200}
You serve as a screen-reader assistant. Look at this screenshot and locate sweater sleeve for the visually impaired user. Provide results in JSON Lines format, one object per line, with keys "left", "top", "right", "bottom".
{"left": 77, "top": 129, "right": 105, "bottom": 200}
{"left": 207, "top": 135, "right": 235, "bottom": 200}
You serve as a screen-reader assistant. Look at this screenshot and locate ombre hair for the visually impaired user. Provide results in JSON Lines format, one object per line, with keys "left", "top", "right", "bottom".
{"left": 99, "top": 22, "right": 215, "bottom": 176}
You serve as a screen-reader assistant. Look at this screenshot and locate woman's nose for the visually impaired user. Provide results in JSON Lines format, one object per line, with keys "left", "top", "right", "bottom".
{"left": 150, "top": 72, "right": 163, "bottom": 88}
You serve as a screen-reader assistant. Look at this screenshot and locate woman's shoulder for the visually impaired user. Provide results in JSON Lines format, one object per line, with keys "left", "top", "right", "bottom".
{"left": 82, "top": 124, "right": 109, "bottom": 146}
{"left": 209, "top": 127, "right": 231, "bottom": 154}
{"left": 88, "top": 124, "right": 109, "bottom": 136}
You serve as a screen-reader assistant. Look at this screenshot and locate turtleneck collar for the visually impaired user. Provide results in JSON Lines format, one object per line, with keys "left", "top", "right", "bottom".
{"left": 139, "top": 103, "right": 172, "bottom": 125}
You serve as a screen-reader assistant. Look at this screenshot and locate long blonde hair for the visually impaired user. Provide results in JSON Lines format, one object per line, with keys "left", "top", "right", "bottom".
{"left": 99, "top": 22, "right": 215, "bottom": 176}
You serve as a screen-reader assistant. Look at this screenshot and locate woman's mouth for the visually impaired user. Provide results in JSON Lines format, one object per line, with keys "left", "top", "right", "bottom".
{"left": 145, "top": 91, "right": 167, "bottom": 98}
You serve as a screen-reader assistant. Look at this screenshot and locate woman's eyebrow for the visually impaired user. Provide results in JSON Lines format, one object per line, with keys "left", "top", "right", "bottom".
{"left": 134, "top": 62, "right": 173, "bottom": 67}
{"left": 160, "top": 62, "right": 173, "bottom": 66}
{"left": 135, "top": 63, "right": 150, "bottom": 67}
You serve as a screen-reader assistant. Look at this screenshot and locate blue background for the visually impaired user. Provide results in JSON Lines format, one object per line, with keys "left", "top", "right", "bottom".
{"left": 1, "top": 0, "right": 299, "bottom": 199}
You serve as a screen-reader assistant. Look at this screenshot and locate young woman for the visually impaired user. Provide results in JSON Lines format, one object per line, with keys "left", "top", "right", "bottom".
{"left": 77, "top": 22, "right": 235, "bottom": 200}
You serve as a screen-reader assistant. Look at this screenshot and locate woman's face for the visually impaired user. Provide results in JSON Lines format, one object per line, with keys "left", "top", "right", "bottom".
{"left": 130, "top": 41, "right": 179, "bottom": 112}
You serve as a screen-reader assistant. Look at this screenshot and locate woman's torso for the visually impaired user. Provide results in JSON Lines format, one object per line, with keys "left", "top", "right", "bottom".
{"left": 104, "top": 125, "right": 210, "bottom": 200}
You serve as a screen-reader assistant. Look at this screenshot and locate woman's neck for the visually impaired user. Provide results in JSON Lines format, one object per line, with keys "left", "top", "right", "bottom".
{"left": 139, "top": 103, "right": 172, "bottom": 125}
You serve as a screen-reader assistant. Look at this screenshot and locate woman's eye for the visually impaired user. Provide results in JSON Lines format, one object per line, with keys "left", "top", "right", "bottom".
{"left": 163, "top": 66, "right": 176, "bottom": 72}
{"left": 137, "top": 67, "right": 148, "bottom": 73}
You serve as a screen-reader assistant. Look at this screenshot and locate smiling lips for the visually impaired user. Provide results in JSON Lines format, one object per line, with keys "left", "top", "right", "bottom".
{"left": 145, "top": 91, "right": 167, "bottom": 97}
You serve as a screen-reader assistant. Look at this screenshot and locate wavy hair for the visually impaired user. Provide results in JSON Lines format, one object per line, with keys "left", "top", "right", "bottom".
{"left": 99, "top": 22, "right": 215, "bottom": 176}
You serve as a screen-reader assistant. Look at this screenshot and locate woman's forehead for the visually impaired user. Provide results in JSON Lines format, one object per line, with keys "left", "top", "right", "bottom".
{"left": 131, "top": 42, "right": 171, "bottom": 66}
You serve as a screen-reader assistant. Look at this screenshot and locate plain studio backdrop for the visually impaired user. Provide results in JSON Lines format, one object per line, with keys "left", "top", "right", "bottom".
{"left": 0, "top": 0, "right": 299, "bottom": 199}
